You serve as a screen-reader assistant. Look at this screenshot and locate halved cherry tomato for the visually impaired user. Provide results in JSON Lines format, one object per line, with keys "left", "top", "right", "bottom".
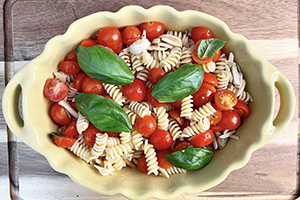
{"left": 157, "top": 150, "right": 173, "bottom": 169}
{"left": 106, "top": 132, "right": 120, "bottom": 137}
{"left": 53, "top": 135, "right": 76, "bottom": 148}
{"left": 190, "top": 130, "right": 214, "bottom": 148}
{"left": 50, "top": 103, "right": 72, "bottom": 125}
{"left": 134, "top": 115, "right": 156, "bottom": 136}
{"left": 137, "top": 155, "right": 149, "bottom": 174}
{"left": 212, "top": 49, "right": 221, "bottom": 62}
{"left": 192, "top": 82, "right": 216, "bottom": 107}
{"left": 169, "top": 109, "right": 184, "bottom": 126}
{"left": 208, "top": 104, "right": 222, "bottom": 125}
{"left": 217, "top": 110, "right": 241, "bottom": 130}
{"left": 191, "top": 26, "right": 214, "bottom": 43}
{"left": 80, "top": 39, "right": 98, "bottom": 47}
{"left": 122, "top": 26, "right": 142, "bottom": 46}
{"left": 73, "top": 73, "right": 87, "bottom": 92}
{"left": 139, "top": 21, "right": 165, "bottom": 41}
{"left": 149, "top": 129, "right": 173, "bottom": 150}
{"left": 122, "top": 79, "right": 147, "bottom": 101}
{"left": 82, "top": 123, "right": 102, "bottom": 147}
{"left": 172, "top": 141, "right": 191, "bottom": 152}
{"left": 146, "top": 88, "right": 166, "bottom": 107}
{"left": 214, "top": 89, "right": 238, "bottom": 111}
{"left": 203, "top": 72, "right": 218, "bottom": 87}
{"left": 192, "top": 40, "right": 221, "bottom": 64}
{"left": 148, "top": 68, "right": 167, "bottom": 85}
{"left": 59, "top": 61, "right": 81, "bottom": 75}
{"left": 170, "top": 99, "right": 182, "bottom": 109}
{"left": 64, "top": 49, "right": 77, "bottom": 62}
{"left": 234, "top": 100, "right": 250, "bottom": 118}
{"left": 62, "top": 121, "right": 78, "bottom": 137}
{"left": 81, "top": 76, "right": 106, "bottom": 95}
{"left": 44, "top": 79, "right": 68, "bottom": 102}
{"left": 97, "top": 27, "right": 123, "bottom": 54}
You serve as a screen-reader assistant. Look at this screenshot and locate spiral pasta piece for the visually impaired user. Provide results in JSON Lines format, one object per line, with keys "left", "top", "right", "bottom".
{"left": 202, "top": 61, "right": 216, "bottom": 73}
{"left": 103, "top": 83, "right": 126, "bottom": 106}
{"left": 131, "top": 129, "right": 144, "bottom": 150}
{"left": 106, "top": 137, "right": 121, "bottom": 147}
{"left": 94, "top": 160, "right": 115, "bottom": 176}
{"left": 111, "top": 156, "right": 126, "bottom": 171}
{"left": 143, "top": 139, "right": 159, "bottom": 176}
{"left": 216, "top": 71, "right": 231, "bottom": 90}
{"left": 166, "top": 30, "right": 190, "bottom": 48}
{"left": 142, "top": 50, "right": 159, "bottom": 69}
{"left": 54, "top": 71, "right": 76, "bottom": 83}
{"left": 89, "top": 133, "right": 108, "bottom": 162}
{"left": 136, "top": 68, "right": 149, "bottom": 82}
{"left": 76, "top": 113, "right": 89, "bottom": 134}
{"left": 131, "top": 53, "right": 144, "bottom": 73}
{"left": 159, "top": 34, "right": 182, "bottom": 48}
{"left": 190, "top": 102, "right": 216, "bottom": 123}
{"left": 118, "top": 48, "right": 131, "bottom": 68}
{"left": 181, "top": 118, "right": 210, "bottom": 138}
{"left": 180, "top": 95, "right": 193, "bottom": 119}
{"left": 67, "top": 82, "right": 78, "bottom": 101}
{"left": 153, "top": 106, "right": 169, "bottom": 130}
{"left": 160, "top": 47, "right": 182, "bottom": 72}
{"left": 68, "top": 136, "right": 91, "bottom": 163}
{"left": 105, "top": 143, "right": 133, "bottom": 160}
{"left": 168, "top": 117, "right": 182, "bottom": 140}
{"left": 152, "top": 50, "right": 170, "bottom": 62}
{"left": 123, "top": 105, "right": 139, "bottom": 125}
{"left": 128, "top": 101, "right": 151, "bottom": 118}
{"left": 119, "top": 131, "right": 131, "bottom": 144}
{"left": 180, "top": 47, "right": 193, "bottom": 64}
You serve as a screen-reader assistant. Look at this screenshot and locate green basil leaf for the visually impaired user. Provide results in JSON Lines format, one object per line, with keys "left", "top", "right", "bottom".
{"left": 164, "top": 146, "right": 213, "bottom": 170}
{"left": 48, "top": 132, "right": 62, "bottom": 138}
{"left": 150, "top": 63, "right": 204, "bottom": 102}
{"left": 197, "top": 38, "right": 226, "bottom": 59}
{"left": 76, "top": 45, "right": 134, "bottom": 85}
{"left": 75, "top": 93, "right": 132, "bottom": 132}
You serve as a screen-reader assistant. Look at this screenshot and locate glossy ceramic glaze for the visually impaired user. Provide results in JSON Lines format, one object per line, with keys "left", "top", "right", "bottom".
{"left": 2, "top": 5, "right": 295, "bottom": 200}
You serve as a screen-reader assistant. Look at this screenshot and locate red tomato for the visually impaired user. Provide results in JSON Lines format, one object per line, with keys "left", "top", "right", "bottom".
{"left": 53, "top": 135, "right": 76, "bottom": 148}
{"left": 97, "top": 27, "right": 123, "bottom": 54}
{"left": 122, "top": 26, "right": 142, "bottom": 46}
{"left": 80, "top": 39, "right": 98, "bottom": 47}
{"left": 106, "top": 132, "right": 120, "bottom": 137}
{"left": 122, "top": 79, "right": 147, "bottom": 101}
{"left": 214, "top": 89, "right": 238, "bottom": 111}
{"left": 70, "top": 101, "right": 78, "bottom": 112}
{"left": 137, "top": 155, "right": 149, "bottom": 173}
{"left": 234, "top": 100, "right": 250, "bottom": 118}
{"left": 101, "top": 94, "right": 113, "bottom": 100}
{"left": 62, "top": 121, "right": 78, "bottom": 137}
{"left": 191, "top": 26, "right": 214, "bottom": 43}
{"left": 170, "top": 99, "right": 182, "bottom": 109}
{"left": 172, "top": 141, "right": 191, "bottom": 152}
{"left": 192, "top": 82, "right": 216, "bottom": 108}
{"left": 139, "top": 21, "right": 165, "bottom": 41}
{"left": 82, "top": 123, "right": 102, "bottom": 147}
{"left": 156, "top": 150, "right": 173, "bottom": 169}
{"left": 73, "top": 73, "right": 87, "bottom": 92}
{"left": 203, "top": 72, "right": 218, "bottom": 87}
{"left": 210, "top": 124, "right": 225, "bottom": 132}
{"left": 182, "top": 119, "right": 191, "bottom": 129}
{"left": 59, "top": 61, "right": 81, "bottom": 75}
{"left": 148, "top": 68, "right": 167, "bottom": 85}
{"left": 149, "top": 129, "right": 173, "bottom": 150}
{"left": 50, "top": 103, "right": 72, "bottom": 125}
{"left": 134, "top": 115, "right": 156, "bottom": 136}
{"left": 192, "top": 40, "right": 220, "bottom": 64}
{"left": 81, "top": 76, "right": 106, "bottom": 95}
{"left": 212, "top": 49, "right": 221, "bottom": 62}
{"left": 146, "top": 88, "right": 166, "bottom": 107}
{"left": 217, "top": 110, "right": 241, "bottom": 130}
{"left": 64, "top": 49, "right": 77, "bottom": 62}
{"left": 169, "top": 109, "right": 184, "bottom": 126}
{"left": 190, "top": 130, "right": 214, "bottom": 148}
{"left": 208, "top": 104, "right": 222, "bottom": 125}
{"left": 44, "top": 79, "right": 68, "bottom": 102}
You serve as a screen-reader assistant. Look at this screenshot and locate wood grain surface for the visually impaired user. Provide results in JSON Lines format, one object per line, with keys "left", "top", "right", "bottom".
{"left": 0, "top": 0, "right": 299, "bottom": 199}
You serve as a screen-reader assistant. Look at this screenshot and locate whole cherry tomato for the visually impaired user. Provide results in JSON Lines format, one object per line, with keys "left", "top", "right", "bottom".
{"left": 73, "top": 73, "right": 87, "bottom": 92}
{"left": 149, "top": 129, "right": 173, "bottom": 150}
{"left": 214, "top": 89, "right": 238, "bottom": 110}
{"left": 146, "top": 88, "right": 166, "bottom": 107}
{"left": 148, "top": 68, "right": 166, "bottom": 85}
{"left": 106, "top": 131, "right": 120, "bottom": 137}
{"left": 203, "top": 72, "right": 218, "bottom": 87}
{"left": 80, "top": 39, "right": 98, "bottom": 47}
{"left": 217, "top": 110, "right": 241, "bottom": 130}
{"left": 122, "top": 79, "right": 147, "bottom": 101}
{"left": 139, "top": 21, "right": 165, "bottom": 41}
{"left": 82, "top": 123, "right": 102, "bottom": 147}
{"left": 169, "top": 109, "right": 185, "bottom": 126}
{"left": 62, "top": 120, "right": 78, "bottom": 137}
{"left": 137, "top": 155, "right": 149, "bottom": 174}
{"left": 134, "top": 115, "right": 156, "bottom": 136}
{"left": 122, "top": 26, "right": 142, "bottom": 46}
{"left": 50, "top": 103, "right": 72, "bottom": 125}
{"left": 234, "top": 100, "right": 250, "bottom": 118}
{"left": 191, "top": 26, "right": 214, "bottom": 43}
{"left": 44, "top": 78, "right": 68, "bottom": 102}
{"left": 97, "top": 27, "right": 123, "bottom": 54}
{"left": 210, "top": 124, "right": 225, "bottom": 132}
{"left": 81, "top": 76, "right": 106, "bottom": 95}
{"left": 59, "top": 61, "right": 81, "bottom": 75}
{"left": 189, "top": 130, "right": 214, "bottom": 148}
{"left": 53, "top": 135, "right": 76, "bottom": 148}
{"left": 64, "top": 50, "right": 77, "bottom": 62}
{"left": 172, "top": 141, "right": 191, "bottom": 152}
{"left": 170, "top": 99, "right": 182, "bottom": 109}
{"left": 192, "top": 82, "right": 216, "bottom": 108}
{"left": 192, "top": 40, "right": 221, "bottom": 64}
{"left": 156, "top": 150, "right": 173, "bottom": 169}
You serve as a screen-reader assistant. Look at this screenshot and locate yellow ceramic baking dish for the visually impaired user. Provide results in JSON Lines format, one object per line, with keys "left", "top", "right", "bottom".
{"left": 2, "top": 5, "right": 295, "bottom": 200}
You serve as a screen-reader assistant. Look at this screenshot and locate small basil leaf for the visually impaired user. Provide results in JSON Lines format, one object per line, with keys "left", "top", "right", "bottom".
{"left": 76, "top": 46, "right": 134, "bottom": 85}
{"left": 48, "top": 132, "right": 62, "bottom": 138}
{"left": 150, "top": 63, "right": 204, "bottom": 102}
{"left": 164, "top": 146, "right": 213, "bottom": 170}
{"left": 197, "top": 38, "right": 226, "bottom": 59}
{"left": 75, "top": 93, "right": 132, "bottom": 132}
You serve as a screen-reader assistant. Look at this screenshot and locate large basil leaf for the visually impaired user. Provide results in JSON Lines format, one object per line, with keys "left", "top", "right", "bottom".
{"left": 75, "top": 93, "right": 132, "bottom": 132}
{"left": 164, "top": 146, "right": 213, "bottom": 170}
{"left": 197, "top": 38, "right": 226, "bottom": 59}
{"left": 76, "top": 46, "right": 134, "bottom": 85}
{"left": 150, "top": 63, "right": 204, "bottom": 102}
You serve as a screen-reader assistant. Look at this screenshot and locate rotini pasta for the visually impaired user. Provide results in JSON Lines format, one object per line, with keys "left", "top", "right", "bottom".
{"left": 103, "top": 83, "right": 126, "bottom": 106}
{"left": 143, "top": 139, "right": 159, "bottom": 176}
{"left": 153, "top": 106, "right": 169, "bottom": 130}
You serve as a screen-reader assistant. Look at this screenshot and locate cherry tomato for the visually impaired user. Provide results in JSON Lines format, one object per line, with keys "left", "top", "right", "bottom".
{"left": 191, "top": 26, "right": 214, "bottom": 43}
{"left": 44, "top": 79, "right": 68, "bottom": 102}
{"left": 53, "top": 135, "right": 76, "bottom": 148}
{"left": 208, "top": 104, "right": 222, "bottom": 125}
{"left": 139, "top": 21, "right": 165, "bottom": 41}
{"left": 234, "top": 100, "right": 250, "bottom": 118}
{"left": 106, "top": 132, "right": 120, "bottom": 137}
{"left": 50, "top": 103, "right": 72, "bottom": 125}
{"left": 192, "top": 40, "right": 221, "bottom": 64}
{"left": 212, "top": 49, "right": 221, "bottom": 62}
{"left": 101, "top": 94, "right": 113, "bottom": 100}
{"left": 82, "top": 123, "right": 102, "bottom": 147}
{"left": 59, "top": 61, "right": 81, "bottom": 75}
{"left": 97, "top": 27, "right": 123, "bottom": 54}
{"left": 70, "top": 101, "right": 78, "bottom": 112}
{"left": 214, "top": 89, "right": 238, "bottom": 111}
{"left": 73, "top": 73, "right": 87, "bottom": 92}
{"left": 146, "top": 88, "right": 166, "bottom": 107}
{"left": 170, "top": 99, "right": 182, "bottom": 109}
{"left": 209, "top": 124, "right": 225, "bottom": 132}
{"left": 62, "top": 121, "right": 78, "bottom": 137}
{"left": 80, "top": 39, "right": 98, "bottom": 47}
{"left": 156, "top": 150, "right": 173, "bottom": 169}
{"left": 137, "top": 155, "right": 149, "bottom": 174}
{"left": 172, "top": 141, "right": 191, "bottom": 152}
{"left": 203, "top": 72, "right": 218, "bottom": 87}
{"left": 169, "top": 109, "right": 184, "bottom": 126}
{"left": 122, "top": 26, "right": 142, "bottom": 46}
{"left": 148, "top": 68, "right": 167, "bottom": 85}
{"left": 81, "top": 76, "right": 106, "bottom": 95}
{"left": 192, "top": 82, "right": 216, "bottom": 108}
{"left": 190, "top": 130, "right": 214, "bottom": 148}
{"left": 182, "top": 119, "right": 191, "bottom": 129}
{"left": 149, "top": 129, "right": 173, "bottom": 150}
{"left": 122, "top": 79, "right": 147, "bottom": 101}
{"left": 64, "top": 50, "right": 77, "bottom": 62}
{"left": 217, "top": 110, "right": 241, "bottom": 130}
{"left": 134, "top": 115, "right": 156, "bottom": 136}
